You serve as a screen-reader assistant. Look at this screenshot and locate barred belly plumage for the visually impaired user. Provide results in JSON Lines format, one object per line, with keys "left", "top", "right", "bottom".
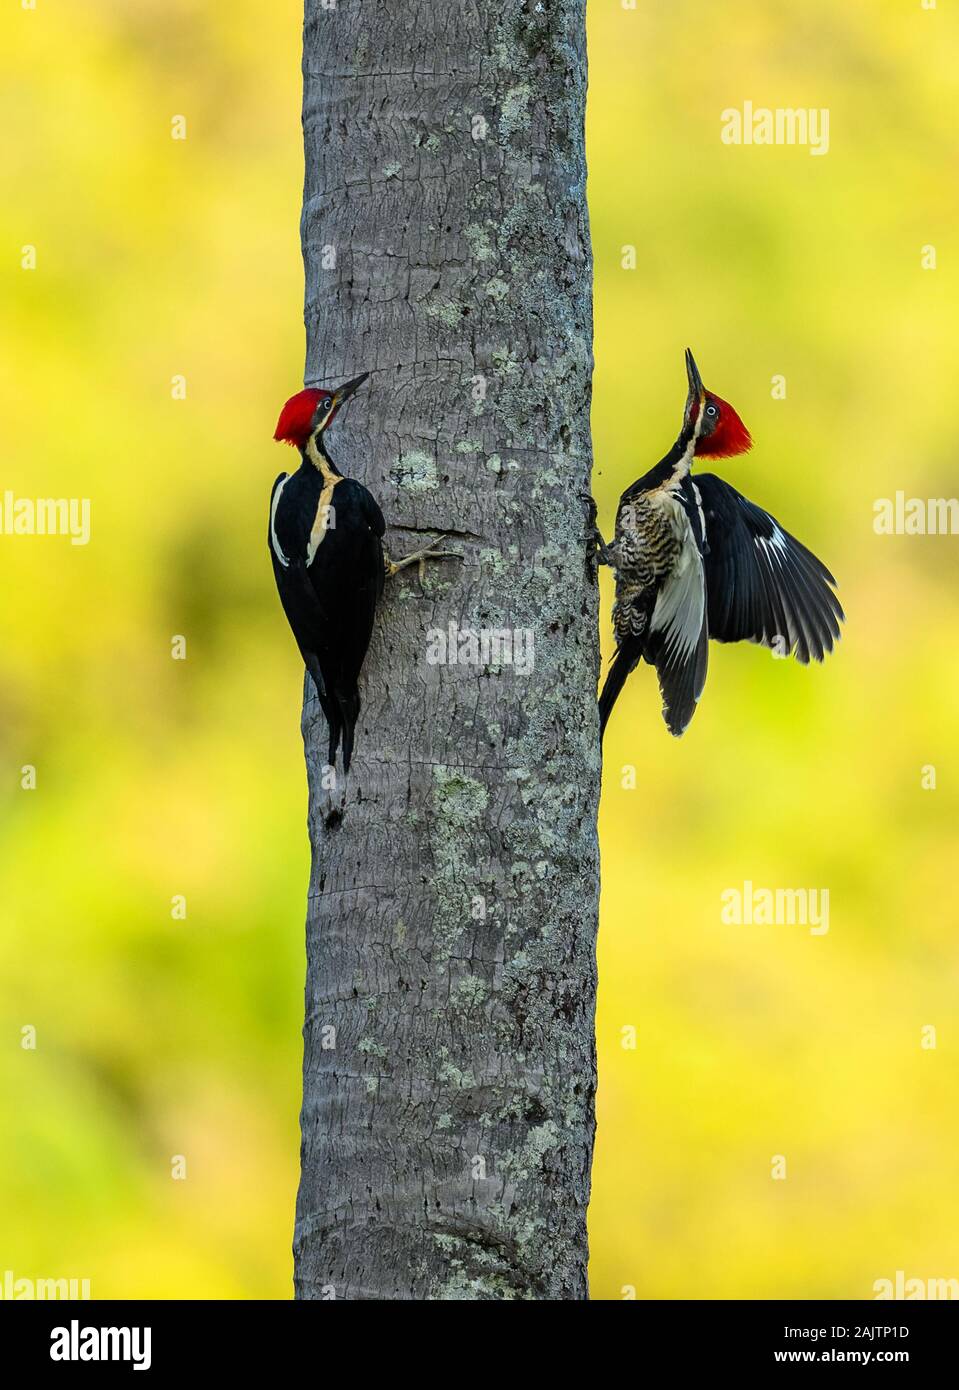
{"left": 611, "top": 492, "right": 683, "bottom": 646}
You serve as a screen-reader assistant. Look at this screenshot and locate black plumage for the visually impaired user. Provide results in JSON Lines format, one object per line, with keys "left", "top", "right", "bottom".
{"left": 595, "top": 350, "right": 843, "bottom": 737}
{"left": 269, "top": 375, "right": 457, "bottom": 772}
{"left": 696, "top": 474, "right": 843, "bottom": 665}
{"left": 269, "top": 457, "right": 385, "bottom": 773}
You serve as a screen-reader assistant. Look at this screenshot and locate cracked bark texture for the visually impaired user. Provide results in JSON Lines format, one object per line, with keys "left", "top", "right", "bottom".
{"left": 293, "top": 0, "right": 599, "bottom": 1301}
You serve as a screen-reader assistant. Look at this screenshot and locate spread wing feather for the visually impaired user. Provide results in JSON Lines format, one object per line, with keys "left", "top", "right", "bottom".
{"left": 696, "top": 473, "right": 843, "bottom": 663}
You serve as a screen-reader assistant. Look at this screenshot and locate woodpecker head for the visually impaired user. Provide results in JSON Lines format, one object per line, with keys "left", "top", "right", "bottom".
{"left": 273, "top": 372, "right": 370, "bottom": 452}
{"left": 681, "top": 348, "right": 752, "bottom": 459}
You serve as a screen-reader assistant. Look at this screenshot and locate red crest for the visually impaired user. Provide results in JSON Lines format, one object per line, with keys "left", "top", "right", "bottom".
{"left": 273, "top": 389, "right": 324, "bottom": 448}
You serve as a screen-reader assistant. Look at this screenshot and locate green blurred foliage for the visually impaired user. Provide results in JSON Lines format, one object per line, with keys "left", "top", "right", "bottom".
{"left": 1, "top": 0, "right": 956, "bottom": 1299}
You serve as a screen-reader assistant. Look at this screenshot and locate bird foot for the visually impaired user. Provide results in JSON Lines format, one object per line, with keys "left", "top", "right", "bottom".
{"left": 579, "top": 495, "right": 615, "bottom": 568}
{"left": 385, "top": 535, "right": 462, "bottom": 582}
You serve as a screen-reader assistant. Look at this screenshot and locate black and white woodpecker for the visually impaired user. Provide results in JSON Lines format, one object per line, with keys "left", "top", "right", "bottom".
{"left": 592, "top": 349, "right": 843, "bottom": 737}
{"left": 269, "top": 374, "right": 457, "bottom": 772}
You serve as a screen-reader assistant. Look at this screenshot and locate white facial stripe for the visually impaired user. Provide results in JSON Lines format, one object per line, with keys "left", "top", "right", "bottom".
{"left": 301, "top": 400, "right": 336, "bottom": 465}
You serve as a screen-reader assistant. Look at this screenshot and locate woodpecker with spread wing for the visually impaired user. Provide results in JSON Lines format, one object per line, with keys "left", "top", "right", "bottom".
{"left": 269, "top": 374, "right": 457, "bottom": 772}
{"left": 593, "top": 349, "right": 843, "bottom": 737}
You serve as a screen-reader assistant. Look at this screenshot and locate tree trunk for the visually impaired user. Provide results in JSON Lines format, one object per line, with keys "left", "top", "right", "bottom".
{"left": 293, "top": 0, "right": 598, "bottom": 1301}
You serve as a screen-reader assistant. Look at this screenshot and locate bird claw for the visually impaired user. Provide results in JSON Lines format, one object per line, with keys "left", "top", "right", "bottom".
{"left": 579, "top": 494, "right": 608, "bottom": 555}
{"left": 385, "top": 535, "right": 463, "bottom": 581}
{"left": 578, "top": 498, "right": 614, "bottom": 568}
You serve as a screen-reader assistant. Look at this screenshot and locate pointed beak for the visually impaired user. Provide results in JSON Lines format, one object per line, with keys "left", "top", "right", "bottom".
{"left": 331, "top": 371, "right": 370, "bottom": 408}
{"left": 685, "top": 348, "right": 705, "bottom": 404}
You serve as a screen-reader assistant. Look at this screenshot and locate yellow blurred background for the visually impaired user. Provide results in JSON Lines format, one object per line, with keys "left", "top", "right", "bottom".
{"left": 1, "top": 0, "right": 956, "bottom": 1299}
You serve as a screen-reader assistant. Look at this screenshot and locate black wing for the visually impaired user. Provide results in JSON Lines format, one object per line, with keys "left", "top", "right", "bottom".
{"left": 268, "top": 470, "right": 387, "bottom": 772}
{"left": 268, "top": 470, "right": 333, "bottom": 642}
{"left": 313, "top": 478, "right": 385, "bottom": 687}
{"left": 696, "top": 473, "right": 844, "bottom": 663}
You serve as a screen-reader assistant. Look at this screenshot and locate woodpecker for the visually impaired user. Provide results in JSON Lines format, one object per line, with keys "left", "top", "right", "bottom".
{"left": 593, "top": 349, "right": 843, "bottom": 737}
{"left": 269, "top": 374, "right": 457, "bottom": 772}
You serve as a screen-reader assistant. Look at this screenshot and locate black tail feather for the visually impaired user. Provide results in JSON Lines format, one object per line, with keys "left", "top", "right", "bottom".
{"left": 599, "top": 622, "right": 709, "bottom": 740}
{"left": 335, "top": 686, "right": 361, "bottom": 774}
{"left": 326, "top": 712, "right": 342, "bottom": 769}
{"left": 598, "top": 639, "right": 642, "bottom": 738}
{"left": 306, "top": 652, "right": 361, "bottom": 774}
{"left": 304, "top": 656, "right": 342, "bottom": 768}
{"left": 647, "top": 618, "right": 708, "bottom": 737}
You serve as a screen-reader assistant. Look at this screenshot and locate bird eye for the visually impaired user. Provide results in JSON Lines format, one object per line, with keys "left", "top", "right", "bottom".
{"left": 705, "top": 404, "right": 718, "bottom": 417}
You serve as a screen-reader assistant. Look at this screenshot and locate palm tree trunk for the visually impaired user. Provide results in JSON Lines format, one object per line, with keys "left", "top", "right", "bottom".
{"left": 294, "top": 0, "right": 599, "bottom": 1301}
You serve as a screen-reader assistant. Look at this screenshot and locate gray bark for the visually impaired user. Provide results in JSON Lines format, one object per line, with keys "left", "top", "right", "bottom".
{"left": 293, "top": 0, "right": 599, "bottom": 1301}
